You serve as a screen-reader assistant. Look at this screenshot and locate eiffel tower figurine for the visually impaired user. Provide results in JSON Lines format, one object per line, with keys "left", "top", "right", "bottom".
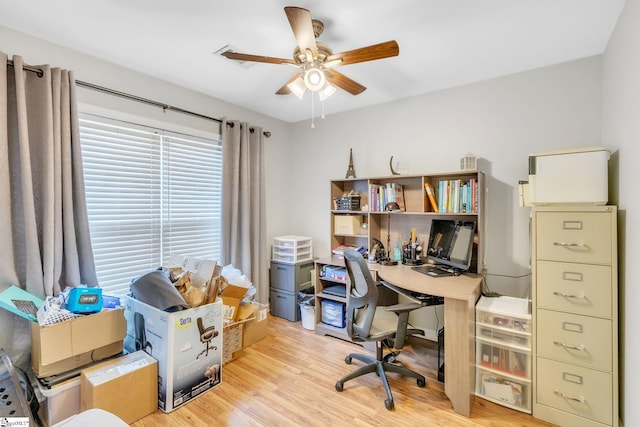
{"left": 345, "top": 148, "right": 356, "bottom": 179}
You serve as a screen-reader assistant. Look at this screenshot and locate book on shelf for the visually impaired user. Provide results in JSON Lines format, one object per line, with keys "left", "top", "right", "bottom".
{"left": 436, "top": 177, "right": 479, "bottom": 213}
{"left": 424, "top": 182, "right": 439, "bottom": 212}
{"left": 368, "top": 182, "right": 405, "bottom": 212}
{"left": 392, "top": 183, "right": 406, "bottom": 211}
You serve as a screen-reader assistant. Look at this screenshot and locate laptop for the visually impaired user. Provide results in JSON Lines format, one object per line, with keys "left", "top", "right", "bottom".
{"left": 323, "top": 285, "right": 346, "bottom": 297}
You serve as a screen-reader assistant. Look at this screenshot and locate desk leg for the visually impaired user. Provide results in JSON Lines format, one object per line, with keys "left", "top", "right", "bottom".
{"left": 444, "top": 297, "right": 476, "bottom": 417}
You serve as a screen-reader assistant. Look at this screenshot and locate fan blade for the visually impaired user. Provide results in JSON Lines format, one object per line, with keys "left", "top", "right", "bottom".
{"left": 275, "top": 72, "right": 304, "bottom": 95}
{"left": 326, "top": 40, "right": 399, "bottom": 66}
{"left": 285, "top": 6, "right": 317, "bottom": 58}
{"left": 324, "top": 70, "right": 366, "bottom": 95}
{"left": 221, "top": 50, "right": 296, "bottom": 65}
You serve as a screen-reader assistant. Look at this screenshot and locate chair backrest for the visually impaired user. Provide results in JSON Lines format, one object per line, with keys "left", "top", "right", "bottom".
{"left": 343, "top": 248, "right": 379, "bottom": 341}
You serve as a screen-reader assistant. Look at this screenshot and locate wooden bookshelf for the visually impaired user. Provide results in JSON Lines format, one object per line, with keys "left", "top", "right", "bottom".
{"left": 317, "top": 171, "right": 485, "bottom": 340}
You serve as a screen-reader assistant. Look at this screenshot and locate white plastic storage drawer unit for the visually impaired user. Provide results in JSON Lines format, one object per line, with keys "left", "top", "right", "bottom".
{"left": 475, "top": 296, "right": 532, "bottom": 413}
{"left": 272, "top": 235, "right": 313, "bottom": 263}
{"left": 273, "top": 235, "right": 312, "bottom": 248}
{"left": 272, "top": 245, "right": 312, "bottom": 264}
{"left": 321, "top": 300, "right": 345, "bottom": 328}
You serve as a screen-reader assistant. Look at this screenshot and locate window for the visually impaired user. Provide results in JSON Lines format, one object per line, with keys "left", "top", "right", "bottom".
{"left": 79, "top": 113, "right": 222, "bottom": 296}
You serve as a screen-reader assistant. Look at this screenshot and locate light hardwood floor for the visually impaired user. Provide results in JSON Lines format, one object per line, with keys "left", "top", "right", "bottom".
{"left": 131, "top": 314, "right": 554, "bottom": 427}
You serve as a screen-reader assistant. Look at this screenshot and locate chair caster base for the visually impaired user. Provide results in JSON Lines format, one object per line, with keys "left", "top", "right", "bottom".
{"left": 385, "top": 398, "right": 394, "bottom": 410}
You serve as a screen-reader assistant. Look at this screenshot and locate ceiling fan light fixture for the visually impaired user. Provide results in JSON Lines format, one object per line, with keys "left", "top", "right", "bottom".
{"left": 319, "top": 81, "right": 336, "bottom": 101}
{"left": 303, "top": 66, "right": 326, "bottom": 91}
{"left": 287, "top": 76, "right": 307, "bottom": 99}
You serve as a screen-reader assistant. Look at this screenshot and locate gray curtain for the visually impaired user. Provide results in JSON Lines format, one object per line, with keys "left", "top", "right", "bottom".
{"left": 0, "top": 52, "right": 97, "bottom": 364}
{"left": 221, "top": 119, "right": 268, "bottom": 303}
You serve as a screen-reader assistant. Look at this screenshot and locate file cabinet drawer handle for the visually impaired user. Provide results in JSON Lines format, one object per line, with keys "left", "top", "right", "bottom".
{"left": 554, "top": 390, "right": 585, "bottom": 403}
{"left": 553, "top": 291, "right": 585, "bottom": 299}
{"left": 554, "top": 341, "right": 585, "bottom": 351}
{"left": 553, "top": 241, "right": 585, "bottom": 248}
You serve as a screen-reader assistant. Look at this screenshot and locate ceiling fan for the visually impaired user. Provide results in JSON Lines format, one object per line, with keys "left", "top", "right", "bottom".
{"left": 221, "top": 6, "right": 399, "bottom": 99}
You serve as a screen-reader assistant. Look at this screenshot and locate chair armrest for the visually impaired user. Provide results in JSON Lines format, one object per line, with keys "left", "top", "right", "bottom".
{"left": 383, "top": 302, "right": 422, "bottom": 314}
{"left": 384, "top": 303, "right": 422, "bottom": 349}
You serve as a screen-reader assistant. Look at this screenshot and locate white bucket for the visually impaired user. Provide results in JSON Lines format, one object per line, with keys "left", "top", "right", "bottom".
{"left": 300, "top": 304, "right": 315, "bottom": 330}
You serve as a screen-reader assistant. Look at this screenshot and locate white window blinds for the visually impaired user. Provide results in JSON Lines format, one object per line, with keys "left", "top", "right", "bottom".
{"left": 79, "top": 113, "right": 222, "bottom": 297}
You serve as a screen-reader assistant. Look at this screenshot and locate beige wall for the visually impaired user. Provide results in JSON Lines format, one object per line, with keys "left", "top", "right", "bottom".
{"left": 602, "top": 0, "right": 640, "bottom": 423}
{"left": 287, "top": 56, "right": 602, "bottom": 299}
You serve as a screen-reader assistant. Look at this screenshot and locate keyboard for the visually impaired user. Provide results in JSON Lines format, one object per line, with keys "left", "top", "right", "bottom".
{"left": 412, "top": 265, "right": 459, "bottom": 277}
{"left": 411, "top": 293, "right": 444, "bottom": 306}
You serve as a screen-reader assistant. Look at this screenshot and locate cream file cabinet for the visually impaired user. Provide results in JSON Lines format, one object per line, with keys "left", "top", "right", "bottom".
{"left": 532, "top": 206, "right": 618, "bottom": 427}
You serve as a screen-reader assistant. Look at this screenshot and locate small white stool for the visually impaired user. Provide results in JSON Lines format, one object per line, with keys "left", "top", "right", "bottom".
{"left": 52, "top": 408, "right": 129, "bottom": 427}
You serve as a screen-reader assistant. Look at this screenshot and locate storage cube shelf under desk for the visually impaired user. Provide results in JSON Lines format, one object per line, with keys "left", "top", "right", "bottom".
{"left": 475, "top": 295, "right": 532, "bottom": 414}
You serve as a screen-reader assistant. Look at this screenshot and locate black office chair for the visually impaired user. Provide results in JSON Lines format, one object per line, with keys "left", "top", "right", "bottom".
{"left": 134, "top": 312, "right": 153, "bottom": 354}
{"left": 196, "top": 317, "right": 218, "bottom": 359}
{"left": 335, "top": 248, "right": 426, "bottom": 410}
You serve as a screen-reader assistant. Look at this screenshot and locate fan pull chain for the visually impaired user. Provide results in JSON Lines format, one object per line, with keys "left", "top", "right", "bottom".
{"left": 310, "top": 92, "right": 315, "bottom": 128}
{"left": 321, "top": 96, "right": 326, "bottom": 120}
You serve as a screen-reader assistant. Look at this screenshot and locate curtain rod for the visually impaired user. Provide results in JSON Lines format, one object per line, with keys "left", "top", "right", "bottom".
{"left": 6, "top": 59, "right": 272, "bottom": 138}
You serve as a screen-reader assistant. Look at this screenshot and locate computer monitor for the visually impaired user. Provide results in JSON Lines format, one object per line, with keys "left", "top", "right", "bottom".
{"left": 425, "top": 219, "right": 476, "bottom": 274}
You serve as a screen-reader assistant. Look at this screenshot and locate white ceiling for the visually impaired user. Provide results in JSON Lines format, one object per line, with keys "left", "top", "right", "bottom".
{"left": 0, "top": 0, "right": 625, "bottom": 123}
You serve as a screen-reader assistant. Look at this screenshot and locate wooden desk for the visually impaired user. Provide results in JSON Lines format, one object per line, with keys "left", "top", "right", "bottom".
{"left": 370, "top": 263, "right": 482, "bottom": 417}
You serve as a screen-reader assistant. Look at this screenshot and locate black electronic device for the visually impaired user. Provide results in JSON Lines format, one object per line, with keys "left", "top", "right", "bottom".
{"left": 410, "top": 292, "right": 444, "bottom": 306}
{"left": 323, "top": 285, "right": 346, "bottom": 298}
{"left": 423, "top": 219, "right": 476, "bottom": 277}
{"left": 369, "top": 237, "right": 386, "bottom": 263}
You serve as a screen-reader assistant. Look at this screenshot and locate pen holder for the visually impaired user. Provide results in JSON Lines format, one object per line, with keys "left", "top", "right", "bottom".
{"left": 401, "top": 243, "right": 423, "bottom": 266}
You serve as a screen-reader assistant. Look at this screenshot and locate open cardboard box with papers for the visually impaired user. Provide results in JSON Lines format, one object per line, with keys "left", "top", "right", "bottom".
{"left": 220, "top": 284, "right": 250, "bottom": 322}
{"left": 32, "top": 308, "right": 126, "bottom": 377}
{"left": 0, "top": 285, "right": 126, "bottom": 378}
{"left": 222, "top": 300, "right": 268, "bottom": 364}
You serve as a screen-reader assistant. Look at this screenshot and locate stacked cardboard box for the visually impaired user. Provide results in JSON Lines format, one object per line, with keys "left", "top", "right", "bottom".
{"left": 80, "top": 350, "right": 158, "bottom": 424}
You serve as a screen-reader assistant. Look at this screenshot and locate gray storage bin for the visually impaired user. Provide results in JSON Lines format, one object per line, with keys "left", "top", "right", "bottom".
{"left": 270, "top": 260, "right": 314, "bottom": 293}
{"left": 270, "top": 289, "right": 300, "bottom": 322}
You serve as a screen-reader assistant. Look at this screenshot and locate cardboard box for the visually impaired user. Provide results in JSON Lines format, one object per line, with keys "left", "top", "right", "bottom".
{"left": 220, "top": 284, "right": 249, "bottom": 321}
{"left": 31, "top": 308, "right": 126, "bottom": 377}
{"left": 241, "top": 301, "right": 268, "bottom": 348}
{"left": 334, "top": 215, "right": 363, "bottom": 235}
{"left": 221, "top": 301, "right": 268, "bottom": 364}
{"left": 223, "top": 322, "right": 243, "bottom": 364}
{"left": 123, "top": 296, "right": 223, "bottom": 412}
{"left": 80, "top": 350, "right": 157, "bottom": 424}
